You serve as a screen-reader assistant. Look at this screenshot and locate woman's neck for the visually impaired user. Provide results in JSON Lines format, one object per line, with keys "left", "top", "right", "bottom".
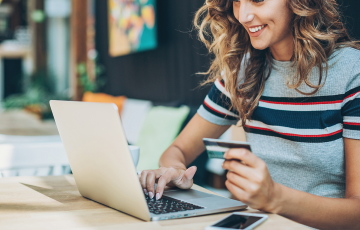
{"left": 269, "top": 39, "right": 294, "bottom": 61}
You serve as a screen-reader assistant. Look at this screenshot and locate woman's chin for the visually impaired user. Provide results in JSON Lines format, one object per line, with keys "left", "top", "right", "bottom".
{"left": 250, "top": 41, "right": 269, "bottom": 50}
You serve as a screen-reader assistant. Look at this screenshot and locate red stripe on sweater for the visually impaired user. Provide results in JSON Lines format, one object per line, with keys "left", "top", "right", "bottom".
{"left": 259, "top": 100, "right": 342, "bottom": 105}
{"left": 344, "top": 122, "right": 360, "bottom": 126}
{"left": 245, "top": 125, "right": 342, "bottom": 138}
{"left": 204, "top": 101, "right": 236, "bottom": 118}
{"left": 344, "top": 91, "right": 360, "bottom": 100}
{"left": 217, "top": 79, "right": 225, "bottom": 88}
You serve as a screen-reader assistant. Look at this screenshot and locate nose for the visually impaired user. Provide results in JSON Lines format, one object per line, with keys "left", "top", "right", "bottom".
{"left": 236, "top": 1, "right": 255, "bottom": 25}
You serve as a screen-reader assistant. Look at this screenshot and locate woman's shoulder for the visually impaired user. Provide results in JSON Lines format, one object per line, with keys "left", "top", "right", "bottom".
{"left": 329, "top": 46, "right": 360, "bottom": 64}
{"left": 328, "top": 47, "right": 360, "bottom": 78}
{"left": 328, "top": 47, "right": 360, "bottom": 91}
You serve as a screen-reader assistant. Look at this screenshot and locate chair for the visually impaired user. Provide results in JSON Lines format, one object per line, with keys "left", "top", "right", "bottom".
{"left": 135, "top": 105, "right": 190, "bottom": 170}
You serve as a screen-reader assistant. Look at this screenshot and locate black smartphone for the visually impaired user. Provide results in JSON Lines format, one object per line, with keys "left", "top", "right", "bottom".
{"left": 205, "top": 212, "right": 268, "bottom": 230}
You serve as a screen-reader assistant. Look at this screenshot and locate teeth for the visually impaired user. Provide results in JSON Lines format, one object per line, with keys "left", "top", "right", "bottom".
{"left": 249, "top": 25, "right": 265, "bottom": 33}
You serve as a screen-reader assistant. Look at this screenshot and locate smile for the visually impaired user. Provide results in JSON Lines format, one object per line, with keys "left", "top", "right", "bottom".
{"left": 249, "top": 25, "right": 267, "bottom": 33}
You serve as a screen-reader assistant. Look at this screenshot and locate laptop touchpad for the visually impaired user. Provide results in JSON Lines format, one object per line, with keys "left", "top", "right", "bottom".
{"left": 163, "top": 189, "right": 213, "bottom": 200}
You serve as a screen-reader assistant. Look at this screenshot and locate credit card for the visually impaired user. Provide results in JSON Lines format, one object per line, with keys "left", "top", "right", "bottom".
{"left": 203, "top": 138, "right": 252, "bottom": 159}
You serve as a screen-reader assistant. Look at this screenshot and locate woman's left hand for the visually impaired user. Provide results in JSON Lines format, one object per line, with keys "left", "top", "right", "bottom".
{"left": 222, "top": 148, "right": 281, "bottom": 213}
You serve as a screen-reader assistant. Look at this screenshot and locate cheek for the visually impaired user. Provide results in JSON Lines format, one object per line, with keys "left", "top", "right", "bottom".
{"left": 274, "top": 16, "right": 292, "bottom": 39}
{"left": 260, "top": 2, "right": 292, "bottom": 38}
{"left": 233, "top": 8, "right": 239, "bottom": 21}
{"left": 273, "top": 7, "right": 293, "bottom": 36}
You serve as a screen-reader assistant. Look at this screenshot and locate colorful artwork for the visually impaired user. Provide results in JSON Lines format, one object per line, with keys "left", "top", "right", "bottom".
{"left": 108, "top": 0, "right": 157, "bottom": 56}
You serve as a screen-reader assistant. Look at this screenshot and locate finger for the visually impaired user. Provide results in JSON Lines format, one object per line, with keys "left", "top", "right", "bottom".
{"left": 155, "top": 166, "right": 197, "bottom": 200}
{"left": 222, "top": 159, "right": 255, "bottom": 180}
{"left": 224, "top": 148, "right": 259, "bottom": 168}
{"left": 225, "top": 180, "right": 248, "bottom": 203}
{"left": 155, "top": 167, "right": 183, "bottom": 200}
{"left": 140, "top": 170, "right": 149, "bottom": 194}
{"left": 140, "top": 168, "right": 165, "bottom": 190}
{"left": 145, "top": 171, "right": 157, "bottom": 198}
{"left": 226, "top": 171, "right": 250, "bottom": 191}
{"left": 173, "top": 166, "right": 197, "bottom": 189}
{"left": 155, "top": 173, "right": 173, "bottom": 200}
{"left": 183, "top": 166, "right": 197, "bottom": 181}
{"left": 176, "top": 166, "right": 197, "bottom": 189}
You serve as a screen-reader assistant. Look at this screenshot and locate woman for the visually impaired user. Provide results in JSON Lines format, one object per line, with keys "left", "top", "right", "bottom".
{"left": 139, "top": 0, "right": 360, "bottom": 229}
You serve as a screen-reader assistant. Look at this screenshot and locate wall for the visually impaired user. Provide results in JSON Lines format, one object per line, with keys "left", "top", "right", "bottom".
{"left": 95, "top": 0, "right": 211, "bottom": 106}
{"left": 340, "top": 0, "right": 360, "bottom": 39}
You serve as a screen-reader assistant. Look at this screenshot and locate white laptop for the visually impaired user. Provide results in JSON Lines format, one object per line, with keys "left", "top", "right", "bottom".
{"left": 49, "top": 100, "right": 247, "bottom": 221}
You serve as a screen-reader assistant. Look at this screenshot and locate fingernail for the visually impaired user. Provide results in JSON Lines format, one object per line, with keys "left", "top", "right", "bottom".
{"left": 143, "top": 189, "right": 148, "bottom": 195}
{"left": 156, "top": 193, "right": 160, "bottom": 200}
{"left": 149, "top": 192, "right": 154, "bottom": 199}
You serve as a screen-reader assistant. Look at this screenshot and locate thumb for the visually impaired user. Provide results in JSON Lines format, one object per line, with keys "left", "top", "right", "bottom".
{"left": 183, "top": 166, "right": 197, "bottom": 181}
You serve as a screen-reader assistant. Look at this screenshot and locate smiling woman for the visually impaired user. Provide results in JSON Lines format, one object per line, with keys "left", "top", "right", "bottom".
{"left": 138, "top": 1, "right": 360, "bottom": 229}
{"left": 189, "top": 0, "right": 360, "bottom": 229}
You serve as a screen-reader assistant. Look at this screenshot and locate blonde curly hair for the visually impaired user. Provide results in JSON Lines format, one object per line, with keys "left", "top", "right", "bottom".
{"left": 194, "top": 0, "right": 360, "bottom": 127}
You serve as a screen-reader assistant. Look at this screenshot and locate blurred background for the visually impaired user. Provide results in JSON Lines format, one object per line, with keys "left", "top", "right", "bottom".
{"left": 0, "top": 0, "right": 358, "bottom": 196}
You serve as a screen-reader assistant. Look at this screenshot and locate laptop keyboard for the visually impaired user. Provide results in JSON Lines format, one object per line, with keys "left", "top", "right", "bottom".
{"left": 145, "top": 194, "right": 204, "bottom": 215}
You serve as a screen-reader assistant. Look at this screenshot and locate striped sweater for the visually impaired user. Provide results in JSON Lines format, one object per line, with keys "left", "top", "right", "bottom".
{"left": 198, "top": 47, "right": 360, "bottom": 198}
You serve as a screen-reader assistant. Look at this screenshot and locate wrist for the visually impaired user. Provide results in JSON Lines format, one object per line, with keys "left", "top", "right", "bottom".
{"left": 266, "top": 182, "right": 286, "bottom": 214}
{"left": 159, "top": 146, "right": 187, "bottom": 171}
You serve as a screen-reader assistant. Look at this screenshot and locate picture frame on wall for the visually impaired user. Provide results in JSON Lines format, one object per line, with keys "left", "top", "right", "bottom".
{"left": 108, "top": 0, "right": 157, "bottom": 57}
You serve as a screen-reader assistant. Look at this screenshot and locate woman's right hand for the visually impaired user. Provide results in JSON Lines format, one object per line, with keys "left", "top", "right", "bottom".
{"left": 139, "top": 166, "right": 197, "bottom": 200}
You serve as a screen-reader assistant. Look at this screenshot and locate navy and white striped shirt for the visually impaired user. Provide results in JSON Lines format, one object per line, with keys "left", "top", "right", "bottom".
{"left": 198, "top": 47, "right": 360, "bottom": 198}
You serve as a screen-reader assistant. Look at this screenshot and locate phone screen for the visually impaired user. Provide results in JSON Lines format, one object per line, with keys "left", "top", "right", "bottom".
{"left": 212, "top": 214, "right": 262, "bottom": 229}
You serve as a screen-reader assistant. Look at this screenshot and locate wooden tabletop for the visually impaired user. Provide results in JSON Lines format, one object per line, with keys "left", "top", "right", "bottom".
{"left": 0, "top": 175, "right": 308, "bottom": 230}
{"left": 0, "top": 109, "right": 59, "bottom": 136}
